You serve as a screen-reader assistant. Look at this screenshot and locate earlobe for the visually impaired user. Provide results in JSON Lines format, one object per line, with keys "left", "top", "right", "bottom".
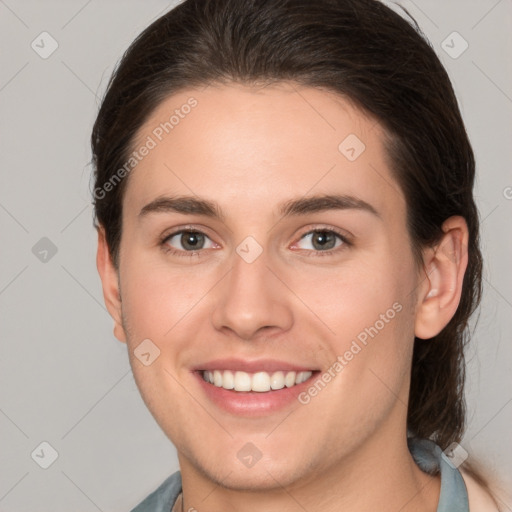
{"left": 414, "top": 216, "right": 469, "bottom": 340}
{"left": 96, "top": 226, "right": 127, "bottom": 343}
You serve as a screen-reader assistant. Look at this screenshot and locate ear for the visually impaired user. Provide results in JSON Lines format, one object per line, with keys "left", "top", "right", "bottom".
{"left": 96, "top": 225, "right": 127, "bottom": 343}
{"left": 414, "top": 216, "right": 469, "bottom": 340}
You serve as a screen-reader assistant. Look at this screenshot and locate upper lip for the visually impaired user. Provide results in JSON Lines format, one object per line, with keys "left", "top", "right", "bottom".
{"left": 192, "top": 358, "right": 318, "bottom": 373}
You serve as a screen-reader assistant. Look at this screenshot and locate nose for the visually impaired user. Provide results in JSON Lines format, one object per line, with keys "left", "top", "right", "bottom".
{"left": 211, "top": 246, "right": 294, "bottom": 341}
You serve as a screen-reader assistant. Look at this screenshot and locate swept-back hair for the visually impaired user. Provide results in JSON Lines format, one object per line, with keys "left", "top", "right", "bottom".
{"left": 91, "top": 0, "right": 483, "bottom": 452}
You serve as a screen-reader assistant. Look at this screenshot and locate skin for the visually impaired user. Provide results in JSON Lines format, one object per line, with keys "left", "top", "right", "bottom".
{"left": 97, "top": 82, "right": 469, "bottom": 511}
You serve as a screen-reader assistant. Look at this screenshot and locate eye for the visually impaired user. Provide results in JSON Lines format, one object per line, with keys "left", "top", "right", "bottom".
{"left": 293, "top": 229, "right": 350, "bottom": 254}
{"left": 161, "top": 229, "right": 217, "bottom": 256}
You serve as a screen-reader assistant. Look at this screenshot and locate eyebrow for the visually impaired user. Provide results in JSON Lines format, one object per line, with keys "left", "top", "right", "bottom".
{"left": 138, "top": 194, "right": 381, "bottom": 221}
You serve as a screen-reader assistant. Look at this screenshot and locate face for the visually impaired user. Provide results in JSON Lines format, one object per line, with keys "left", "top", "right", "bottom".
{"left": 110, "top": 83, "right": 426, "bottom": 489}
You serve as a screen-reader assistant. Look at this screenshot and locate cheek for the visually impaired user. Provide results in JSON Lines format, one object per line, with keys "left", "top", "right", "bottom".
{"left": 285, "top": 256, "right": 410, "bottom": 340}
{"left": 119, "top": 258, "right": 197, "bottom": 429}
{"left": 119, "top": 255, "right": 208, "bottom": 343}
{"left": 285, "top": 253, "right": 417, "bottom": 396}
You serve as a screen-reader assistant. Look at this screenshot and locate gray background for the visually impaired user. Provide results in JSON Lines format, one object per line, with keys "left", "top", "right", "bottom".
{"left": 0, "top": 0, "right": 511, "bottom": 510}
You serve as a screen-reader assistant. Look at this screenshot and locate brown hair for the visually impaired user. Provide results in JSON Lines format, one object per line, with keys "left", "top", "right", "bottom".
{"left": 91, "top": 0, "right": 483, "bottom": 456}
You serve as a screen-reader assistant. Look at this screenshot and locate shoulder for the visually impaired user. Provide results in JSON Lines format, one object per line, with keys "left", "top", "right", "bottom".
{"left": 130, "top": 471, "right": 182, "bottom": 512}
{"left": 460, "top": 468, "right": 500, "bottom": 512}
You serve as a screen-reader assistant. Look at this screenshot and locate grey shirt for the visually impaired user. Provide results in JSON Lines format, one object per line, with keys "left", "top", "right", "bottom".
{"left": 130, "top": 437, "right": 469, "bottom": 511}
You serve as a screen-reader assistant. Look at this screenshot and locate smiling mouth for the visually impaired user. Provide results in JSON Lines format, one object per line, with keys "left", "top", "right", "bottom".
{"left": 200, "top": 369, "right": 315, "bottom": 392}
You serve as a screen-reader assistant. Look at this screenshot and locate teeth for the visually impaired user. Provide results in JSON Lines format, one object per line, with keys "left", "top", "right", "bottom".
{"left": 213, "top": 370, "right": 223, "bottom": 387}
{"left": 296, "top": 371, "right": 312, "bottom": 385}
{"left": 270, "top": 371, "right": 285, "bottom": 390}
{"left": 285, "top": 371, "right": 296, "bottom": 388}
{"left": 202, "top": 369, "right": 313, "bottom": 392}
{"left": 234, "top": 371, "right": 252, "bottom": 391}
{"left": 252, "top": 371, "right": 270, "bottom": 392}
{"left": 222, "top": 370, "right": 234, "bottom": 389}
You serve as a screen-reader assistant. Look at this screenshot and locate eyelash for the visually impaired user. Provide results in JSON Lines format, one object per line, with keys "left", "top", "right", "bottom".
{"left": 159, "top": 226, "right": 352, "bottom": 259}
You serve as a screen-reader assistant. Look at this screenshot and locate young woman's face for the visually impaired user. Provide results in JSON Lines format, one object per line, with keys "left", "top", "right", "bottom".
{"left": 115, "top": 83, "right": 424, "bottom": 489}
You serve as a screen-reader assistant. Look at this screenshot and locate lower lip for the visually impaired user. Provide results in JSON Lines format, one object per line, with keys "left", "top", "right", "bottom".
{"left": 193, "top": 371, "right": 320, "bottom": 417}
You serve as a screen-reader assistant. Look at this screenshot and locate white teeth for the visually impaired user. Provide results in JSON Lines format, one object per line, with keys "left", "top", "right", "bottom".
{"left": 285, "top": 371, "right": 296, "bottom": 388}
{"left": 222, "top": 370, "right": 234, "bottom": 389}
{"left": 252, "top": 371, "right": 270, "bottom": 392}
{"left": 270, "top": 371, "right": 285, "bottom": 390}
{"left": 234, "top": 371, "right": 252, "bottom": 391}
{"left": 296, "top": 371, "right": 310, "bottom": 384}
{"left": 213, "top": 370, "right": 223, "bottom": 387}
{"left": 202, "top": 369, "right": 313, "bottom": 392}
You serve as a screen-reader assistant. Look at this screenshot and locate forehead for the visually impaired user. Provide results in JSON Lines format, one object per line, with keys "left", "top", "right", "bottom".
{"left": 123, "top": 82, "right": 405, "bottom": 223}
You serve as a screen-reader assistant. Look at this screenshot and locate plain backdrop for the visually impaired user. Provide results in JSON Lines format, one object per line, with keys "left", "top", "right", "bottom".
{"left": 1, "top": 1, "right": 511, "bottom": 510}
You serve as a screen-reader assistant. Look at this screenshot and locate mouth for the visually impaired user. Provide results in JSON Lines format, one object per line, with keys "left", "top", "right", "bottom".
{"left": 191, "top": 360, "right": 321, "bottom": 416}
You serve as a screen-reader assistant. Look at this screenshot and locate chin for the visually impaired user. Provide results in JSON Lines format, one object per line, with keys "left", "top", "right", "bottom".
{"left": 204, "top": 463, "right": 302, "bottom": 492}
{"left": 187, "top": 446, "right": 317, "bottom": 493}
